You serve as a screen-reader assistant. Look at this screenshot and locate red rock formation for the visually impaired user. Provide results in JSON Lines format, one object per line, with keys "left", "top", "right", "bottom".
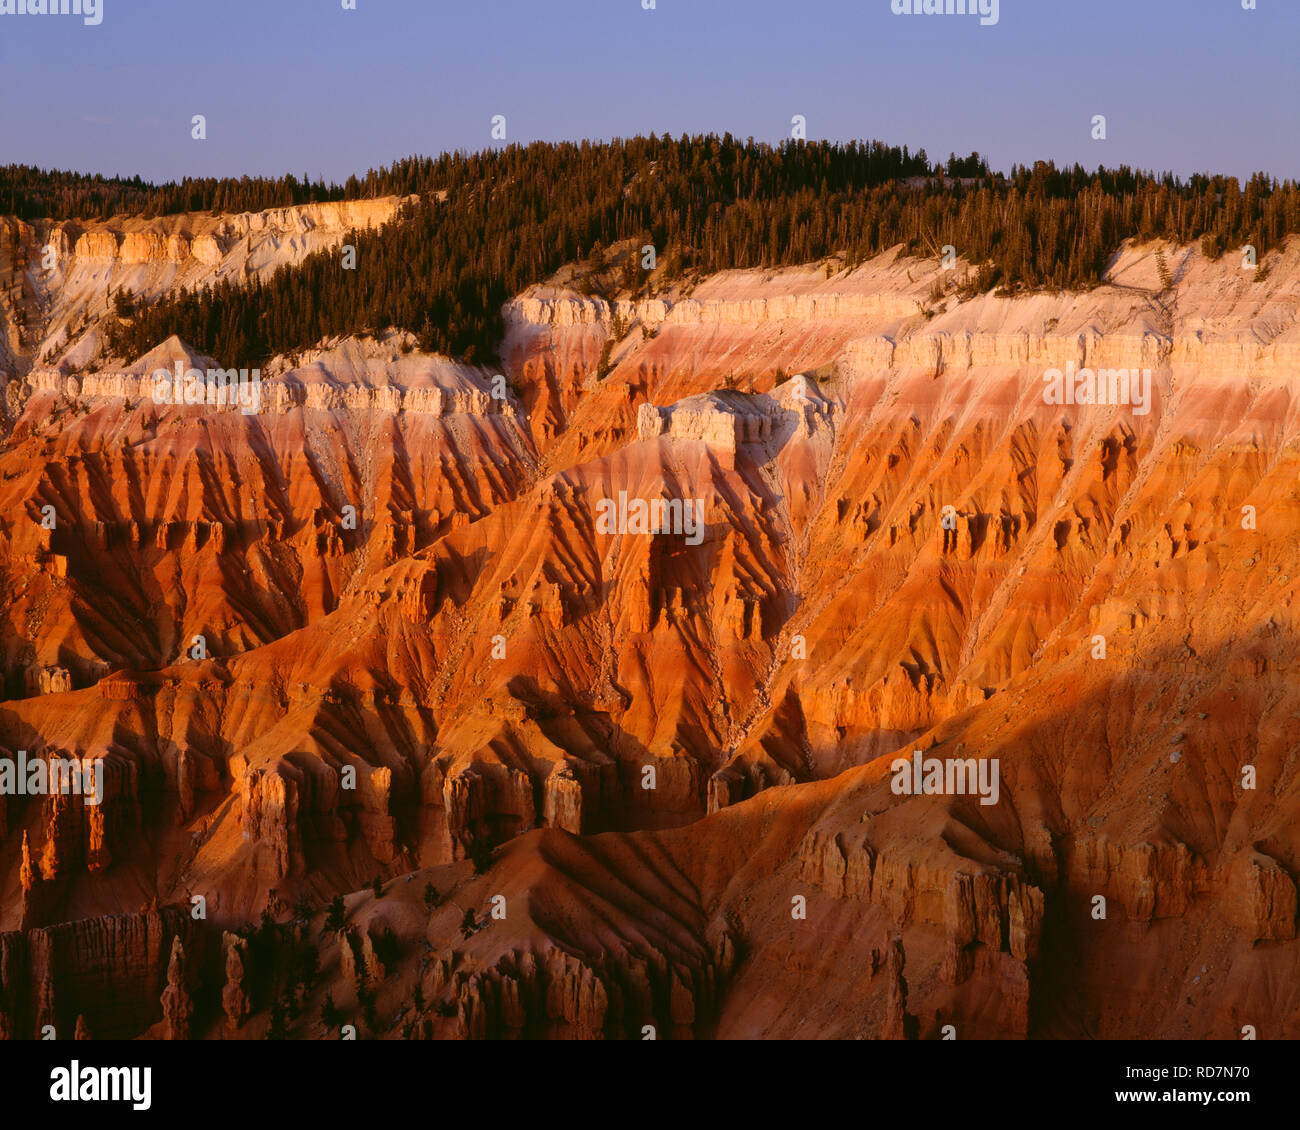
{"left": 0, "top": 910, "right": 192, "bottom": 1039}
{"left": 221, "top": 932, "right": 250, "bottom": 1031}
{"left": 0, "top": 240, "right": 1298, "bottom": 1038}
{"left": 159, "top": 936, "right": 192, "bottom": 1040}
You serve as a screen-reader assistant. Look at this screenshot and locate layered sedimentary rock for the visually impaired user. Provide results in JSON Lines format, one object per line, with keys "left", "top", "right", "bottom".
{"left": 0, "top": 197, "right": 408, "bottom": 377}
{"left": 0, "top": 332, "right": 535, "bottom": 692}
{"left": 0, "top": 238, "right": 1297, "bottom": 1037}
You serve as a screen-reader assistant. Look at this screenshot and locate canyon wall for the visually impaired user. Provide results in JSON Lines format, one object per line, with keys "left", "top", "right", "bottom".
{"left": 0, "top": 239, "right": 1297, "bottom": 1036}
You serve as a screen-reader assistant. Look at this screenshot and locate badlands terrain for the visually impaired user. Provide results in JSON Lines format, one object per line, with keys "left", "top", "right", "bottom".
{"left": 0, "top": 199, "right": 1297, "bottom": 1040}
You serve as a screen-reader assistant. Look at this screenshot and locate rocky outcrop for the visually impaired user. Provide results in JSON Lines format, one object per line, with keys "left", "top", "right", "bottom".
{"left": 0, "top": 909, "right": 193, "bottom": 1040}
{"left": 260, "top": 376, "right": 515, "bottom": 418}
{"left": 48, "top": 201, "right": 402, "bottom": 266}
{"left": 1065, "top": 837, "right": 1208, "bottom": 922}
{"left": 637, "top": 391, "right": 780, "bottom": 453}
{"left": 881, "top": 936, "right": 910, "bottom": 1041}
{"left": 503, "top": 290, "right": 918, "bottom": 331}
{"left": 18, "top": 197, "right": 408, "bottom": 371}
{"left": 542, "top": 764, "right": 584, "bottom": 834}
{"left": 237, "top": 765, "right": 306, "bottom": 881}
{"left": 24, "top": 354, "right": 516, "bottom": 421}
{"left": 26, "top": 753, "right": 141, "bottom": 879}
{"left": 707, "top": 757, "right": 797, "bottom": 813}
{"left": 1224, "top": 851, "right": 1297, "bottom": 942}
{"left": 19, "top": 831, "right": 36, "bottom": 899}
{"left": 338, "top": 926, "right": 386, "bottom": 988}
{"left": 159, "top": 936, "right": 192, "bottom": 1040}
{"left": 442, "top": 765, "right": 536, "bottom": 859}
{"left": 798, "top": 827, "right": 1044, "bottom": 995}
{"left": 24, "top": 665, "right": 72, "bottom": 695}
{"left": 361, "top": 767, "right": 398, "bottom": 863}
{"left": 221, "top": 933, "right": 251, "bottom": 1031}
{"left": 417, "top": 935, "right": 735, "bottom": 1041}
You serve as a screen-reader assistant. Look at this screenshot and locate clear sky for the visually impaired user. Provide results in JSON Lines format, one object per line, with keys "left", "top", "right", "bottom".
{"left": 1, "top": 0, "right": 1296, "bottom": 184}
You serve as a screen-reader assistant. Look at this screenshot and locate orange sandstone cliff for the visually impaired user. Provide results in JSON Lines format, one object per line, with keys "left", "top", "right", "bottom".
{"left": 0, "top": 234, "right": 1297, "bottom": 1039}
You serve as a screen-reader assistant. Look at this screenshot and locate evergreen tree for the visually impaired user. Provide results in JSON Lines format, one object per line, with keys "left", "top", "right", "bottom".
{"left": 323, "top": 894, "right": 346, "bottom": 934}
{"left": 67, "top": 136, "right": 1298, "bottom": 371}
{"left": 320, "top": 993, "right": 344, "bottom": 1032}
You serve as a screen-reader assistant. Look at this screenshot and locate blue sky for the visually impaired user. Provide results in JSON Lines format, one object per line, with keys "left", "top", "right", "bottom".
{"left": 1, "top": 0, "right": 1296, "bottom": 183}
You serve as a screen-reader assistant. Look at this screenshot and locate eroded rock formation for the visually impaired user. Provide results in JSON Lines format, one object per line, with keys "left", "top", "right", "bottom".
{"left": 0, "top": 240, "right": 1297, "bottom": 1037}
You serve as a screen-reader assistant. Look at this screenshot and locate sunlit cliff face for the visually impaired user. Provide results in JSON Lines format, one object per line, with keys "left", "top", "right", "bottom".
{"left": 0, "top": 231, "right": 1297, "bottom": 1039}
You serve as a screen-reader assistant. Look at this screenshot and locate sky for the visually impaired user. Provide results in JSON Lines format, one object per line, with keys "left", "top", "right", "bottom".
{"left": 1, "top": 0, "right": 1297, "bottom": 185}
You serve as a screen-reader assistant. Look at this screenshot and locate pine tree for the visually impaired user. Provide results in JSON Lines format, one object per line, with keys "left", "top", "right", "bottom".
{"left": 323, "top": 895, "right": 346, "bottom": 934}
{"left": 460, "top": 909, "right": 477, "bottom": 939}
